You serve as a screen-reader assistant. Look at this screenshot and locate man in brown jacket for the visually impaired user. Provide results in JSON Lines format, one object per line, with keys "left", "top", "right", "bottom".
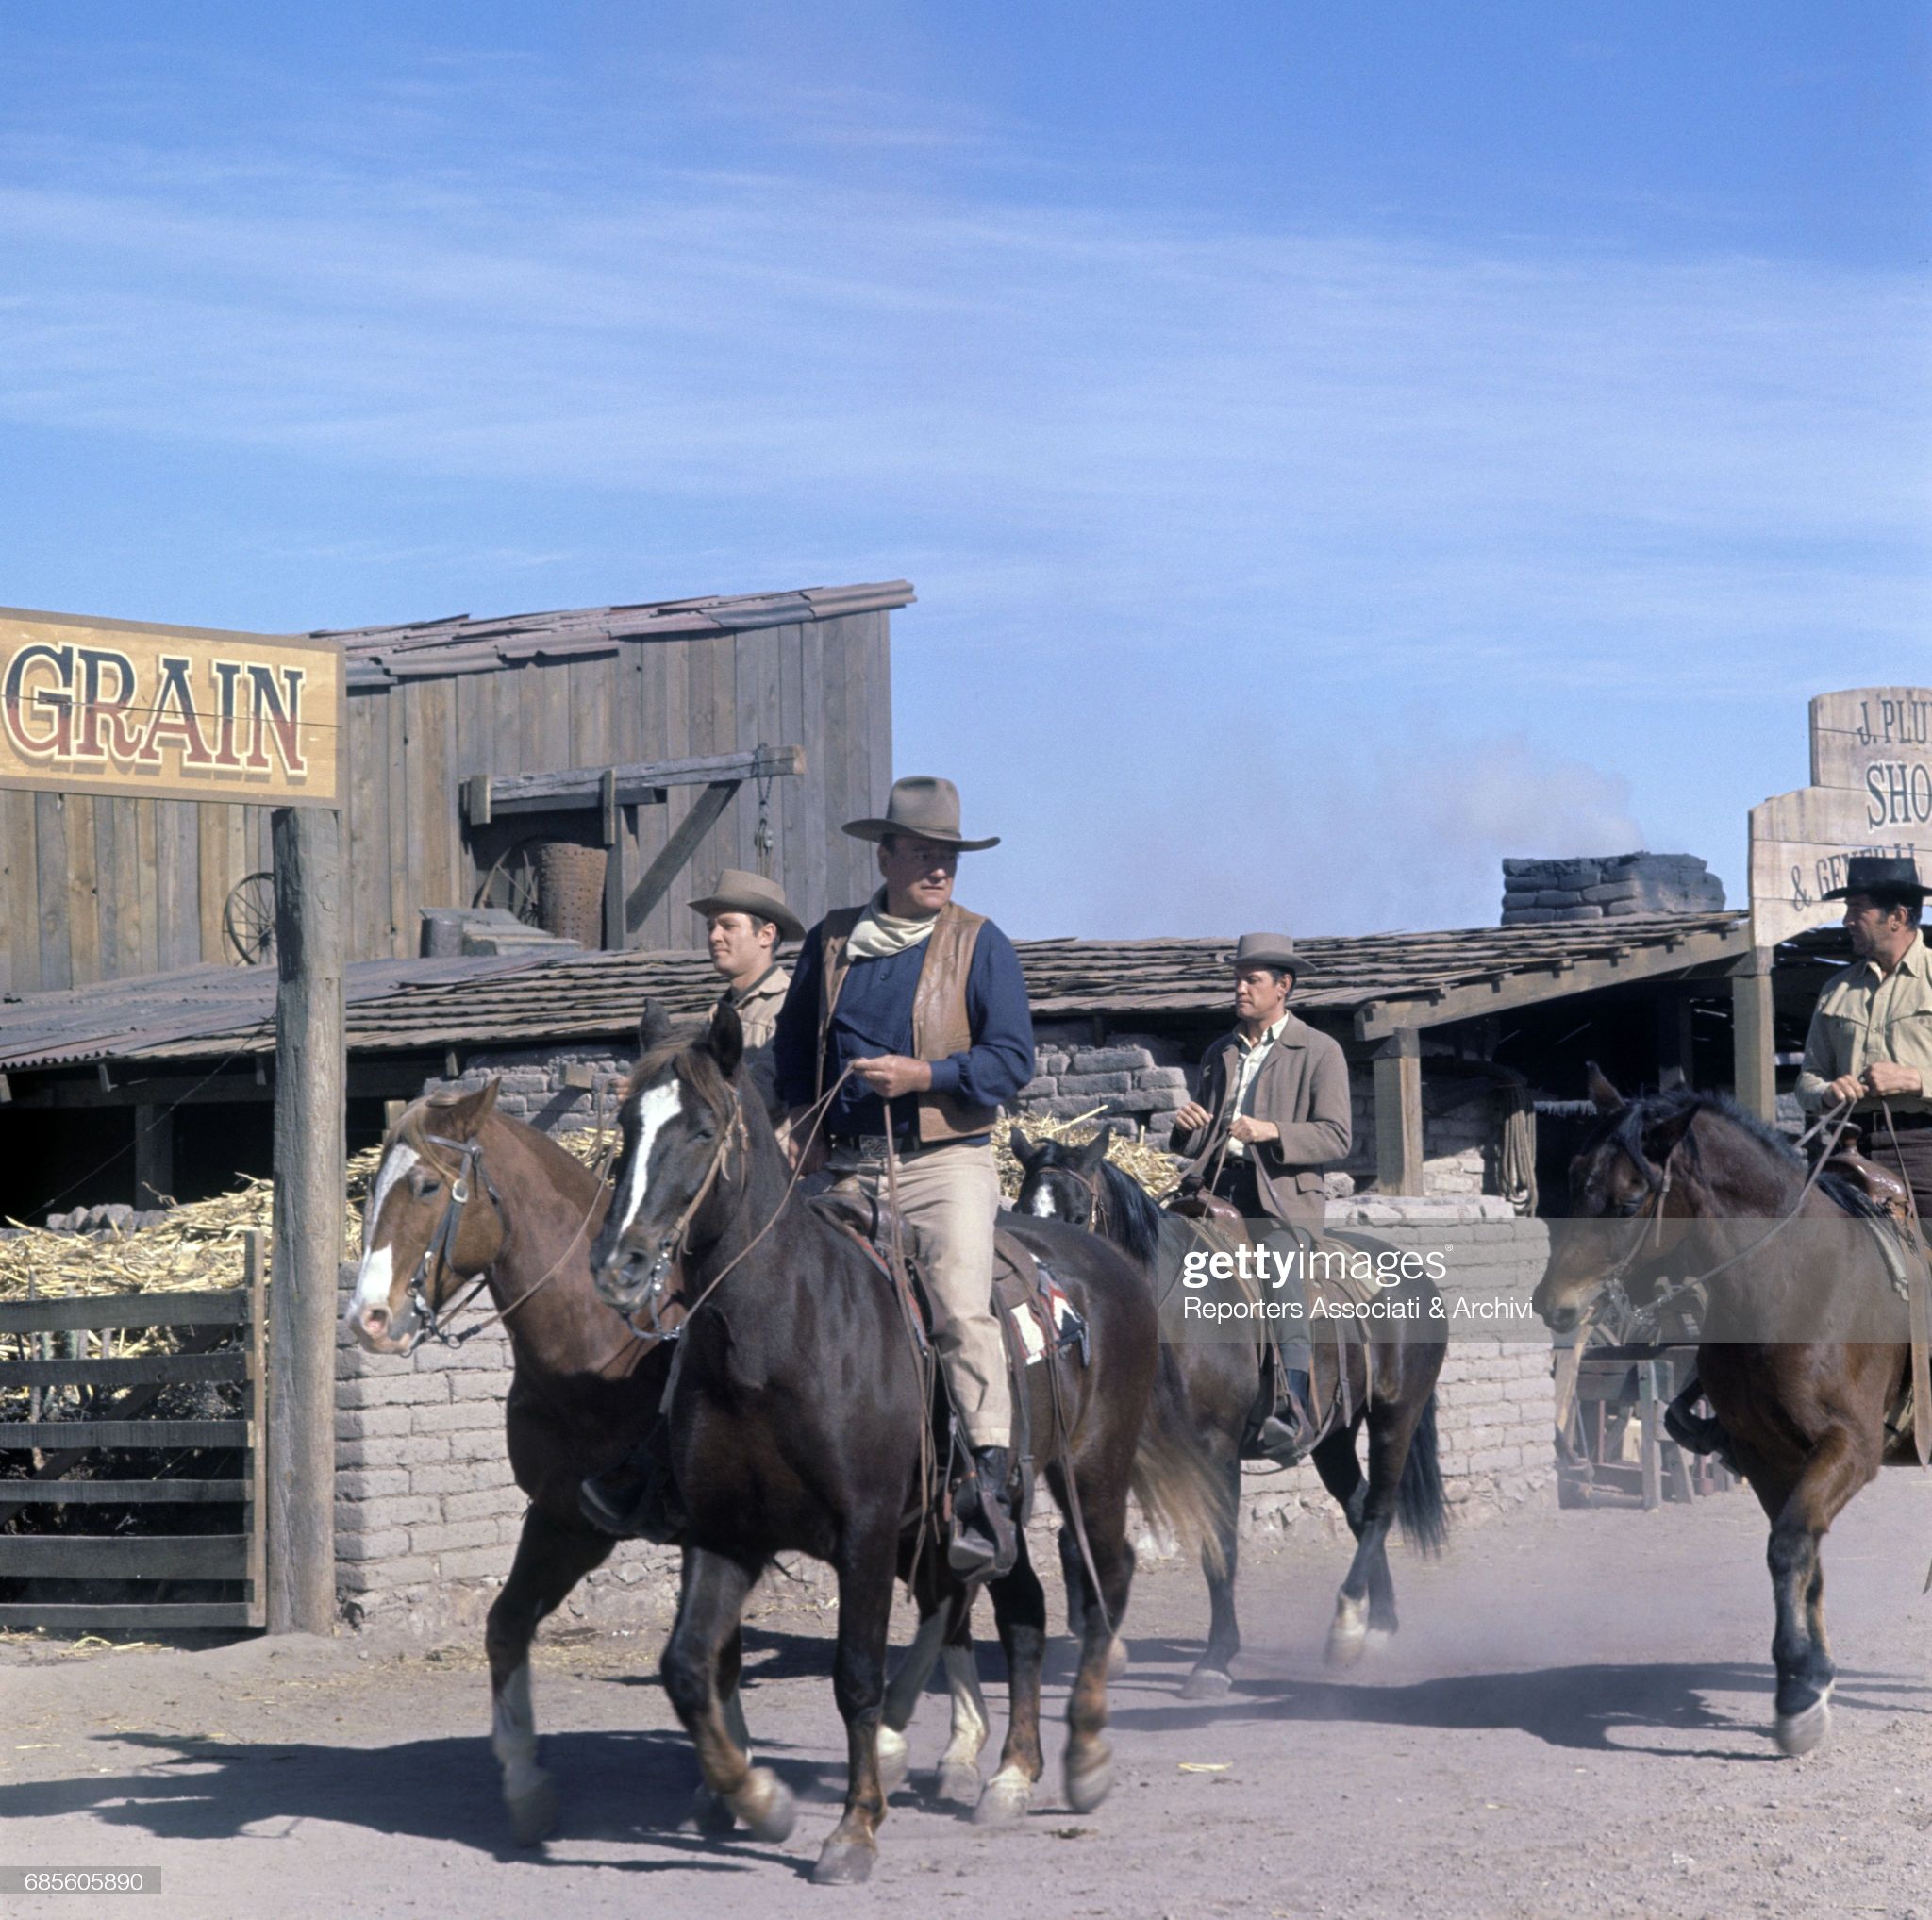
{"left": 1172, "top": 932, "right": 1352, "bottom": 1457}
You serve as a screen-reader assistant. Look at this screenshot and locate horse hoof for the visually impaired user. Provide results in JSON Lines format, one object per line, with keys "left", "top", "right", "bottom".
{"left": 1064, "top": 1742, "right": 1114, "bottom": 1814}
{"left": 1179, "top": 1666, "right": 1233, "bottom": 1702}
{"left": 935, "top": 1760, "right": 981, "bottom": 1807}
{"left": 1106, "top": 1634, "right": 1129, "bottom": 1678}
{"left": 730, "top": 1767, "right": 797, "bottom": 1844}
{"left": 507, "top": 1778, "right": 558, "bottom": 1847}
{"left": 973, "top": 1767, "right": 1033, "bottom": 1826}
{"left": 687, "top": 1786, "right": 736, "bottom": 1836}
{"left": 876, "top": 1725, "right": 910, "bottom": 1795}
{"left": 1325, "top": 1627, "right": 1367, "bottom": 1669}
{"left": 1364, "top": 1627, "right": 1396, "bottom": 1652}
{"left": 1775, "top": 1694, "right": 1833, "bottom": 1758}
{"left": 811, "top": 1838, "right": 877, "bottom": 1886}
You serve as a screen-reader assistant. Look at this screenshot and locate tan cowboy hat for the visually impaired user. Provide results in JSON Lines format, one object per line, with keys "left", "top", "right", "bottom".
{"left": 1228, "top": 931, "right": 1307, "bottom": 981}
{"left": 841, "top": 776, "right": 1000, "bottom": 851}
{"left": 689, "top": 868, "right": 804, "bottom": 943}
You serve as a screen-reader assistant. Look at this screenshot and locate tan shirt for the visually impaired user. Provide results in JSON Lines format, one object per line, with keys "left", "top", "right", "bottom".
{"left": 1796, "top": 931, "right": 1932, "bottom": 1116}
{"left": 1224, "top": 1011, "right": 1291, "bottom": 1160}
{"left": 724, "top": 964, "right": 791, "bottom": 1050}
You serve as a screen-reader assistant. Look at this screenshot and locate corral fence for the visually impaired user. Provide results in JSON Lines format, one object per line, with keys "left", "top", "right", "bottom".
{"left": 0, "top": 1231, "right": 267, "bottom": 1632}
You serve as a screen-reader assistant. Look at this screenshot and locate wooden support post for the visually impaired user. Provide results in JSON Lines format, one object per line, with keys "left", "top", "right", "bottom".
{"left": 1656, "top": 993, "right": 1694, "bottom": 1093}
{"left": 133, "top": 1105, "right": 175, "bottom": 1210}
{"left": 1373, "top": 1028, "right": 1424, "bottom": 1196}
{"left": 1730, "top": 946, "right": 1776, "bottom": 1123}
{"left": 267, "top": 807, "right": 344, "bottom": 1636}
{"left": 1639, "top": 1360, "right": 1663, "bottom": 1512}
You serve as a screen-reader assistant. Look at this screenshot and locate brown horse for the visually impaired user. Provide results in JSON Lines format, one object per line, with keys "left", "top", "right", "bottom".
{"left": 1532, "top": 1069, "right": 1921, "bottom": 1756}
{"left": 591, "top": 1001, "right": 1223, "bottom": 1885}
{"left": 1012, "top": 1127, "right": 1448, "bottom": 1689}
{"left": 342, "top": 1082, "right": 693, "bottom": 1844}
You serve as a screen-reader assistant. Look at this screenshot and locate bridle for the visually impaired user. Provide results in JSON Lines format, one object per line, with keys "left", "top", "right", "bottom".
{"left": 396, "top": 1132, "right": 502, "bottom": 1348}
{"left": 1031, "top": 1160, "right": 1106, "bottom": 1232}
{"left": 617, "top": 1085, "right": 750, "bottom": 1339}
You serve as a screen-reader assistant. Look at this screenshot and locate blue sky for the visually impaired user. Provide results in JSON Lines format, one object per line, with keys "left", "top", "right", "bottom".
{"left": 3, "top": 3, "right": 1929, "bottom": 938}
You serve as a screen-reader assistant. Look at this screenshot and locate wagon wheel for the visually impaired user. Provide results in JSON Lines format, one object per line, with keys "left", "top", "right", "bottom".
{"left": 223, "top": 872, "right": 276, "bottom": 965}
{"left": 472, "top": 836, "right": 547, "bottom": 927}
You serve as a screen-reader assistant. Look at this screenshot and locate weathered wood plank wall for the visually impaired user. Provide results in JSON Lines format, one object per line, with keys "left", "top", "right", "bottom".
{"left": 4, "top": 609, "right": 894, "bottom": 983}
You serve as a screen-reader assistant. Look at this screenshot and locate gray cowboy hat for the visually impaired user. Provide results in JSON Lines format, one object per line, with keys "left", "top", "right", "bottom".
{"left": 688, "top": 868, "right": 805, "bottom": 943}
{"left": 1823, "top": 854, "right": 1929, "bottom": 903}
{"left": 841, "top": 776, "right": 1000, "bottom": 851}
{"left": 1227, "top": 931, "right": 1309, "bottom": 981}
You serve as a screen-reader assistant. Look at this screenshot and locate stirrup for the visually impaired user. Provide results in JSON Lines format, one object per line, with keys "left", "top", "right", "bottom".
{"left": 578, "top": 1453, "right": 685, "bottom": 1544}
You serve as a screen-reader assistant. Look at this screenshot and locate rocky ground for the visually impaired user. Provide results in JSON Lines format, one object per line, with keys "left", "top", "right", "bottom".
{"left": 2, "top": 1474, "right": 1930, "bottom": 1919}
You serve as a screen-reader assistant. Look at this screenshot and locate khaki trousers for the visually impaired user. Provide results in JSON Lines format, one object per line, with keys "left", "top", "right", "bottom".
{"left": 832, "top": 1139, "right": 1010, "bottom": 1449}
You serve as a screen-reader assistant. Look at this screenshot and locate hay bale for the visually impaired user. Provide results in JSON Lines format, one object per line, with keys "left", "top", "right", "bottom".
{"left": 992, "top": 1112, "right": 1182, "bottom": 1203}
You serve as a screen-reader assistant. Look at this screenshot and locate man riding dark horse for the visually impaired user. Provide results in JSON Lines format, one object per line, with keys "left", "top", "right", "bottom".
{"left": 1169, "top": 931, "right": 1351, "bottom": 1460}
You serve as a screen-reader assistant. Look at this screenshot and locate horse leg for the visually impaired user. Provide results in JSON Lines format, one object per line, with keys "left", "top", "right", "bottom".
{"left": 935, "top": 1589, "right": 991, "bottom": 1804}
{"left": 485, "top": 1507, "right": 614, "bottom": 1845}
{"left": 876, "top": 1587, "right": 985, "bottom": 1801}
{"left": 811, "top": 1525, "right": 903, "bottom": 1886}
{"left": 1766, "top": 1427, "right": 1873, "bottom": 1757}
{"left": 1311, "top": 1425, "right": 1375, "bottom": 1665}
{"left": 974, "top": 1542, "right": 1049, "bottom": 1827}
{"left": 1060, "top": 1467, "right": 1136, "bottom": 1816}
{"left": 685, "top": 1626, "right": 752, "bottom": 1836}
{"left": 1058, "top": 1522, "right": 1125, "bottom": 1678}
{"left": 1322, "top": 1392, "right": 1422, "bottom": 1664}
{"left": 1180, "top": 1443, "right": 1243, "bottom": 1701}
{"left": 660, "top": 1548, "right": 794, "bottom": 1843}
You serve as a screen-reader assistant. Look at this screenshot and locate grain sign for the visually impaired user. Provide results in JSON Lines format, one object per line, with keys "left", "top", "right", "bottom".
{"left": 1749, "top": 687, "right": 1932, "bottom": 948}
{"left": 0, "top": 607, "right": 343, "bottom": 808}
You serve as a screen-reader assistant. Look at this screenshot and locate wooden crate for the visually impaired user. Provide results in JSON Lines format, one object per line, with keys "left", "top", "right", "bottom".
{"left": 0, "top": 1234, "right": 266, "bottom": 1631}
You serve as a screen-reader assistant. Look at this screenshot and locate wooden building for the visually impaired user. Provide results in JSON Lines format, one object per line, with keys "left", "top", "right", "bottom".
{"left": 0, "top": 579, "right": 907, "bottom": 993}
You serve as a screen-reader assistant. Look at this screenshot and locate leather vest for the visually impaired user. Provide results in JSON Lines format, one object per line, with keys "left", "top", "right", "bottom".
{"left": 817, "top": 900, "right": 993, "bottom": 1143}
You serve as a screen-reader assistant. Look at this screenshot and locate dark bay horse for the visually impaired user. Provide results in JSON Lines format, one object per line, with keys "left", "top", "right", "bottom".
{"left": 1533, "top": 1070, "right": 1923, "bottom": 1757}
{"left": 591, "top": 1001, "right": 1222, "bottom": 1886}
{"left": 342, "top": 1082, "right": 690, "bottom": 1844}
{"left": 1012, "top": 1127, "right": 1448, "bottom": 1691}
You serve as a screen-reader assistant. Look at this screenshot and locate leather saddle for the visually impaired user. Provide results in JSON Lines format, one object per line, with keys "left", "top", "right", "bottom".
{"left": 1168, "top": 1190, "right": 1244, "bottom": 1228}
{"left": 1819, "top": 1144, "right": 1912, "bottom": 1225}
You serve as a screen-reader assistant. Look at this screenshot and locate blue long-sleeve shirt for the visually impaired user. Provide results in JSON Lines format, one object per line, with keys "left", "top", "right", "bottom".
{"left": 773, "top": 916, "right": 1035, "bottom": 1142}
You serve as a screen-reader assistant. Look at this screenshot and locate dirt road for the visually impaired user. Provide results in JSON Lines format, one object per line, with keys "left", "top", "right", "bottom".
{"left": 4, "top": 1477, "right": 1931, "bottom": 1920}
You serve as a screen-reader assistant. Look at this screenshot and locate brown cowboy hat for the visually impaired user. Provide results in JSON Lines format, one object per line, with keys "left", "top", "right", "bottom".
{"left": 1227, "top": 931, "right": 1308, "bottom": 981}
{"left": 688, "top": 868, "right": 804, "bottom": 942}
{"left": 841, "top": 776, "right": 1000, "bottom": 851}
{"left": 1823, "top": 854, "right": 1929, "bottom": 903}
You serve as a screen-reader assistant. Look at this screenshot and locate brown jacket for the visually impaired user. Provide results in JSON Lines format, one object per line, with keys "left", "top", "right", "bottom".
{"left": 1171, "top": 1012, "right": 1352, "bottom": 1228}
{"left": 817, "top": 901, "right": 994, "bottom": 1144}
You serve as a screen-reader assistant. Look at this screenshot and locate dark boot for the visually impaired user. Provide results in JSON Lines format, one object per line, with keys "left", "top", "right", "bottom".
{"left": 1663, "top": 1377, "right": 1738, "bottom": 1474}
{"left": 949, "top": 1445, "right": 1020, "bottom": 1581}
{"left": 578, "top": 1435, "right": 687, "bottom": 1544}
{"left": 1255, "top": 1370, "right": 1317, "bottom": 1462}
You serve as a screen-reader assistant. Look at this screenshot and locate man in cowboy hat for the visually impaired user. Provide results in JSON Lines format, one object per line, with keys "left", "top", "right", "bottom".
{"left": 1795, "top": 854, "right": 1932, "bottom": 1216}
{"left": 771, "top": 776, "right": 1035, "bottom": 1580}
{"left": 690, "top": 869, "right": 803, "bottom": 1115}
{"left": 1171, "top": 932, "right": 1352, "bottom": 1459}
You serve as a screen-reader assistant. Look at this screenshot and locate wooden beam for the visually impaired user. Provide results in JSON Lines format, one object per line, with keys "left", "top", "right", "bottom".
{"left": 0, "top": 1351, "right": 247, "bottom": 1389}
{"left": 473, "top": 745, "right": 804, "bottom": 820}
{"left": 1730, "top": 944, "right": 1777, "bottom": 1123}
{"left": 1373, "top": 1028, "right": 1424, "bottom": 1196}
{"left": 0, "top": 1420, "right": 249, "bottom": 1450}
{"left": 0, "top": 1533, "right": 250, "bottom": 1578}
{"left": 0, "top": 1291, "right": 248, "bottom": 1335}
{"left": 0, "top": 1601, "right": 259, "bottom": 1629}
{"left": 268, "top": 805, "right": 344, "bottom": 1637}
{"left": 1656, "top": 995, "right": 1694, "bottom": 1093}
{"left": 1353, "top": 924, "right": 1752, "bottom": 1040}
{"left": 0, "top": 1478, "right": 252, "bottom": 1505}
{"left": 625, "top": 779, "right": 738, "bottom": 935}
{"left": 133, "top": 1103, "right": 175, "bottom": 1210}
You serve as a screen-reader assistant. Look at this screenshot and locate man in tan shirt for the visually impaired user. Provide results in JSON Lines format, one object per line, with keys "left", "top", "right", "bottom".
{"left": 1795, "top": 854, "right": 1932, "bottom": 1214}
{"left": 689, "top": 870, "right": 802, "bottom": 1117}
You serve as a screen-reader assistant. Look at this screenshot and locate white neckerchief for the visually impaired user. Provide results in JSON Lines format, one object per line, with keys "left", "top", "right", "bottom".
{"left": 843, "top": 889, "right": 940, "bottom": 960}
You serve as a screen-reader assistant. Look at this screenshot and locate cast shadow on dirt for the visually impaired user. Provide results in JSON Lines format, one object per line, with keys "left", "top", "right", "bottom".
{"left": 1101, "top": 1639, "right": 1932, "bottom": 1760}
{"left": 0, "top": 1722, "right": 872, "bottom": 1871}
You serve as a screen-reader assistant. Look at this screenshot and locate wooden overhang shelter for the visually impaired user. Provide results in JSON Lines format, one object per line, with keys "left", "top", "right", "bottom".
{"left": 0, "top": 909, "right": 1792, "bottom": 1218}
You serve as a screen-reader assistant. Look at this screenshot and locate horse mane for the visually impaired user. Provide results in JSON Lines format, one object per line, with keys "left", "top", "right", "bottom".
{"left": 1097, "top": 1159, "right": 1166, "bottom": 1268}
{"left": 1585, "top": 1085, "right": 1886, "bottom": 1221}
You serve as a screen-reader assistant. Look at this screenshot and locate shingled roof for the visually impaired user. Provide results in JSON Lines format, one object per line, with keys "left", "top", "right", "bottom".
{"left": 317, "top": 580, "right": 916, "bottom": 691}
{"left": 0, "top": 911, "right": 1757, "bottom": 1074}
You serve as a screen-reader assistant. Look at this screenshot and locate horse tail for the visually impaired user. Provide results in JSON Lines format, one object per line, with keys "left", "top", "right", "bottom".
{"left": 1130, "top": 1344, "right": 1233, "bottom": 1578}
{"left": 1396, "top": 1390, "right": 1448, "bottom": 1557}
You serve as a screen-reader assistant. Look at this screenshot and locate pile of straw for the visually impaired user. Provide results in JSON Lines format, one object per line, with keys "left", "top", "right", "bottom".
{"left": 991, "top": 1112, "right": 1181, "bottom": 1203}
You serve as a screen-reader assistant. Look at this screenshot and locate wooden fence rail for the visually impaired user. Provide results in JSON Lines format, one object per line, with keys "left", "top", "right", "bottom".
{"left": 0, "top": 1232, "right": 267, "bottom": 1631}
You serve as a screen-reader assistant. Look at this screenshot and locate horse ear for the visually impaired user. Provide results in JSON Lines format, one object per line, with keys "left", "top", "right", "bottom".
{"left": 1641, "top": 1103, "right": 1698, "bottom": 1170}
{"left": 1586, "top": 1062, "right": 1624, "bottom": 1113}
{"left": 435, "top": 1077, "right": 499, "bottom": 1139}
{"left": 1073, "top": 1125, "right": 1113, "bottom": 1172}
{"left": 638, "top": 1000, "right": 673, "bottom": 1056}
{"left": 706, "top": 997, "right": 744, "bottom": 1079}
{"left": 1008, "top": 1127, "right": 1042, "bottom": 1169}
